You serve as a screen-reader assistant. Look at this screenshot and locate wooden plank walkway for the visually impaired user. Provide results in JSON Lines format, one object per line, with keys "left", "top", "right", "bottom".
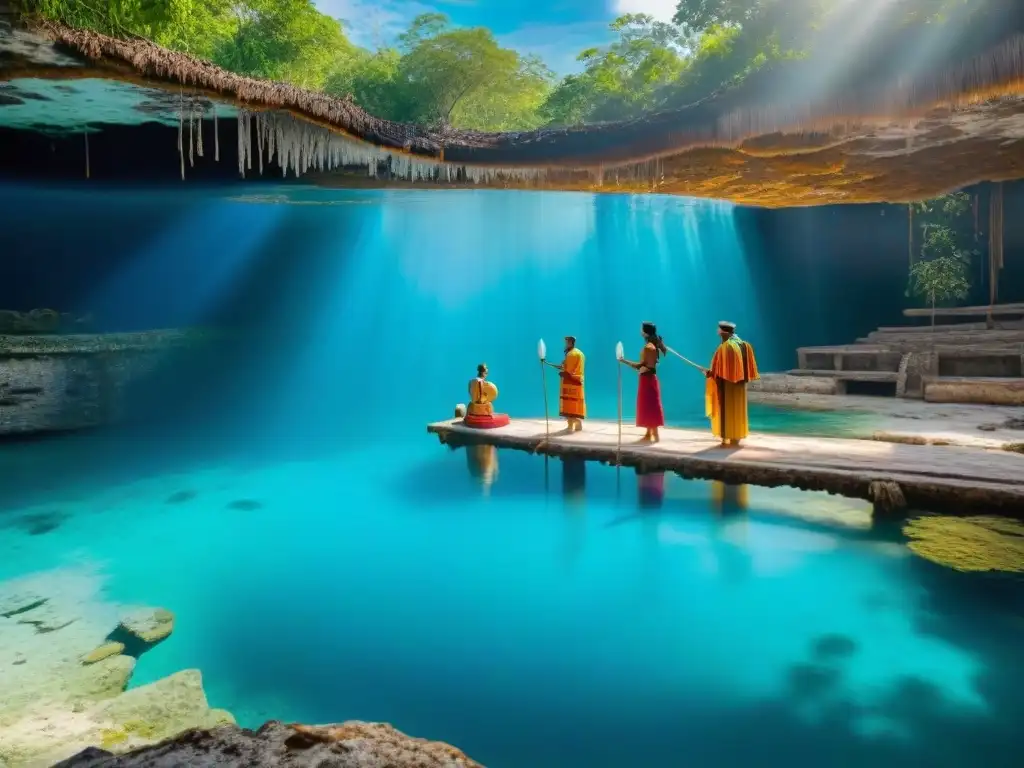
{"left": 427, "top": 418, "right": 1024, "bottom": 516}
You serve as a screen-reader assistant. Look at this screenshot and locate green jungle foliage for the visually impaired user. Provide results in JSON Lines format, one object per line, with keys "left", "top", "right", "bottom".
{"left": 20, "top": 0, "right": 1019, "bottom": 131}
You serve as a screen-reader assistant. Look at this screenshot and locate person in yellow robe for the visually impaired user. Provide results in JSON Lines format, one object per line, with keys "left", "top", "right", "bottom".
{"left": 555, "top": 335, "right": 586, "bottom": 432}
{"left": 468, "top": 363, "right": 497, "bottom": 416}
{"left": 705, "top": 321, "right": 759, "bottom": 447}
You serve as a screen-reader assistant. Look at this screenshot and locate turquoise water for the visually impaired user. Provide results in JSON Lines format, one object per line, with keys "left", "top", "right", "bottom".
{"left": 1, "top": 186, "right": 1023, "bottom": 766}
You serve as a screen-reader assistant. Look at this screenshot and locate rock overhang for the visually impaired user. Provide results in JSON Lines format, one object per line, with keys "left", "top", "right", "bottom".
{"left": 2, "top": 15, "right": 1024, "bottom": 207}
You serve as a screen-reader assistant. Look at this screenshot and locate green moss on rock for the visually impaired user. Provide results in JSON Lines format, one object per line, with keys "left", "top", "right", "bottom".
{"left": 903, "top": 515, "right": 1024, "bottom": 573}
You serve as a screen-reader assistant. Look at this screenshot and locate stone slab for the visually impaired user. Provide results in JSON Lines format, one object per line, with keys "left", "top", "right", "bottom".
{"left": 923, "top": 376, "right": 1024, "bottom": 406}
{"left": 786, "top": 369, "right": 899, "bottom": 382}
{"left": 903, "top": 302, "right": 1024, "bottom": 318}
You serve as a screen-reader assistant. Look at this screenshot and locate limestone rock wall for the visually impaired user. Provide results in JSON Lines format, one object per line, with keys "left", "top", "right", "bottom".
{"left": 0, "top": 330, "right": 204, "bottom": 436}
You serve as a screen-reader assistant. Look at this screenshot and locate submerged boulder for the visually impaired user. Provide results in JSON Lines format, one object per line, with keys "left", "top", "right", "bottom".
{"left": 53, "top": 720, "right": 482, "bottom": 767}
{"left": 0, "top": 570, "right": 228, "bottom": 767}
{"left": 109, "top": 607, "right": 174, "bottom": 655}
{"left": 81, "top": 642, "right": 125, "bottom": 665}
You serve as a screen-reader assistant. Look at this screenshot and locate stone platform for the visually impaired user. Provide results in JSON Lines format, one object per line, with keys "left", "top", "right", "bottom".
{"left": 427, "top": 418, "right": 1024, "bottom": 516}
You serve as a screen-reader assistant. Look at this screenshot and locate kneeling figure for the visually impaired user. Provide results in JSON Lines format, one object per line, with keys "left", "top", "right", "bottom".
{"left": 465, "top": 363, "right": 510, "bottom": 429}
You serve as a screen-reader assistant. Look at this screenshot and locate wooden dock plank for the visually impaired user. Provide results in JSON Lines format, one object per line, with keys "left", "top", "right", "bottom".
{"left": 427, "top": 418, "right": 1024, "bottom": 516}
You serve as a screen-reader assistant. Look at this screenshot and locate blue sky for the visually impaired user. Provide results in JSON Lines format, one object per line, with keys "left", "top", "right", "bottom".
{"left": 314, "top": 0, "right": 679, "bottom": 75}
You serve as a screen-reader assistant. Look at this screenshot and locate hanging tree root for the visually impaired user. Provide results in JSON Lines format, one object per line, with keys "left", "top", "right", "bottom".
{"left": 869, "top": 479, "right": 907, "bottom": 514}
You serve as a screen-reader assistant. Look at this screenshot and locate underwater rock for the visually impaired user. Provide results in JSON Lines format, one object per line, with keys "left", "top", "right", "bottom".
{"left": 811, "top": 634, "right": 858, "bottom": 662}
{"left": 0, "top": 592, "right": 48, "bottom": 618}
{"left": 787, "top": 663, "right": 841, "bottom": 699}
{"left": 903, "top": 515, "right": 1024, "bottom": 573}
{"left": 14, "top": 598, "right": 80, "bottom": 633}
{"left": 25, "top": 308, "right": 60, "bottom": 334}
{"left": 0, "top": 667, "right": 229, "bottom": 766}
{"left": 18, "top": 510, "right": 65, "bottom": 536}
{"left": 0, "top": 568, "right": 220, "bottom": 767}
{"left": 81, "top": 642, "right": 125, "bottom": 665}
{"left": 66, "top": 654, "right": 136, "bottom": 703}
{"left": 54, "top": 719, "right": 482, "bottom": 767}
{"left": 164, "top": 490, "right": 196, "bottom": 505}
{"left": 115, "top": 607, "right": 174, "bottom": 646}
{"left": 91, "top": 669, "right": 235, "bottom": 749}
{"left": 226, "top": 499, "right": 262, "bottom": 511}
{"left": 0, "top": 310, "right": 22, "bottom": 333}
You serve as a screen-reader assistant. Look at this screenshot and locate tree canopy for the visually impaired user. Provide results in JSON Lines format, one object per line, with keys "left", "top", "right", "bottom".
{"left": 21, "top": 0, "right": 1023, "bottom": 132}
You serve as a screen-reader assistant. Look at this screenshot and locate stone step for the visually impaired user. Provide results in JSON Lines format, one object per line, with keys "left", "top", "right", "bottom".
{"left": 903, "top": 302, "right": 1024, "bottom": 318}
{"left": 786, "top": 369, "right": 899, "bottom": 382}
{"left": 877, "top": 320, "right": 1024, "bottom": 333}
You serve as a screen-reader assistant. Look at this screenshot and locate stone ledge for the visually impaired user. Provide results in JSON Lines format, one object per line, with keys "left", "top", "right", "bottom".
{"left": 923, "top": 376, "right": 1024, "bottom": 406}
{"left": 53, "top": 720, "right": 482, "bottom": 768}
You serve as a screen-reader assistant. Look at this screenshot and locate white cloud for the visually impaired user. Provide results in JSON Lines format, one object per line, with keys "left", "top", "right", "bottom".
{"left": 314, "top": 1, "right": 619, "bottom": 75}
{"left": 314, "top": 0, "right": 435, "bottom": 48}
{"left": 498, "top": 21, "right": 614, "bottom": 75}
{"left": 610, "top": 0, "right": 679, "bottom": 23}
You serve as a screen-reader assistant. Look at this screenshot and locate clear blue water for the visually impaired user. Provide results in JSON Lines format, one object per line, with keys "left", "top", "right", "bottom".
{"left": 1, "top": 185, "right": 1022, "bottom": 767}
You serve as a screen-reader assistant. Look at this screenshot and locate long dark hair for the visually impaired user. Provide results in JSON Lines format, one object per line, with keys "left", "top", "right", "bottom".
{"left": 641, "top": 321, "right": 667, "bottom": 357}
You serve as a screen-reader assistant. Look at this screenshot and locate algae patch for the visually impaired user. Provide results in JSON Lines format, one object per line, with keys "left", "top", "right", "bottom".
{"left": 903, "top": 515, "right": 1024, "bottom": 573}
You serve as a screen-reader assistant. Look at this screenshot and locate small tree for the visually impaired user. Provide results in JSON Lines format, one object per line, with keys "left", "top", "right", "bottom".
{"left": 908, "top": 255, "right": 971, "bottom": 327}
{"left": 906, "top": 191, "right": 978, "bottom": 324}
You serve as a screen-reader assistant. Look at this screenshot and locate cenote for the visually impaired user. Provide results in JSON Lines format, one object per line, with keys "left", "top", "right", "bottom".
{"left": 1, "top": 182, "right": 1023, "bottom": 768}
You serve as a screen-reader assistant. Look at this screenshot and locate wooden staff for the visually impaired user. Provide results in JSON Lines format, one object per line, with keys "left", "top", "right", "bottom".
{"left": 615, "top": 341, "right": 624, "bottom": 465}
{"left": 537, "top": 338, "right": 550, "bottom": 442}
{"left": 666, "top": 345, "right": 707, "bottom": 373}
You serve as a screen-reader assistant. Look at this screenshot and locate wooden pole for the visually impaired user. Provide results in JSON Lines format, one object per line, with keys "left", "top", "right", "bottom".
{"left": 989, "top": 183, "right": 1004, "bottom": 324}
{"left": 617, "top": 361, "right": 623, "bottom": 466}
{"left": 908, "top": 203, "right": 913, "bottom": 268}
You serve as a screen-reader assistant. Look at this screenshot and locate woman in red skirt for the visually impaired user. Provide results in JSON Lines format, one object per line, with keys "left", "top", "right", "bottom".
{"left": 619, "top": 321, "right": 667, "bottom": 442}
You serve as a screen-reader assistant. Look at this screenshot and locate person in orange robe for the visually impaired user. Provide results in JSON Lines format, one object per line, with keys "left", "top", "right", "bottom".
{"left": 556, "top": 335, "right": 586, "bottom": 432}
{"left": 705, "top": 321, "right": 759, "bottom": 447}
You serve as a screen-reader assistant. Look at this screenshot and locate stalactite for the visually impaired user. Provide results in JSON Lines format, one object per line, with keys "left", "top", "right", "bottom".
{"left": 256, "top": 112, "right": 264, "bottom": 175}
{"left": 84, "top": 131, "right": 89, "bottom": 179}
{"left": 196, "top": 101, "right": 204, "bottom": 158}
{"left": 178, "top": 91, "right": 185, "bottom": 181}
{"left": 188, "top": 99, "right": 195, "bottom": 168}
{"left": 188, "top": 108, "right": 548, "bottom": 186}
{"left": 237, "top": 112, "right": 245, "bottom": 178}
